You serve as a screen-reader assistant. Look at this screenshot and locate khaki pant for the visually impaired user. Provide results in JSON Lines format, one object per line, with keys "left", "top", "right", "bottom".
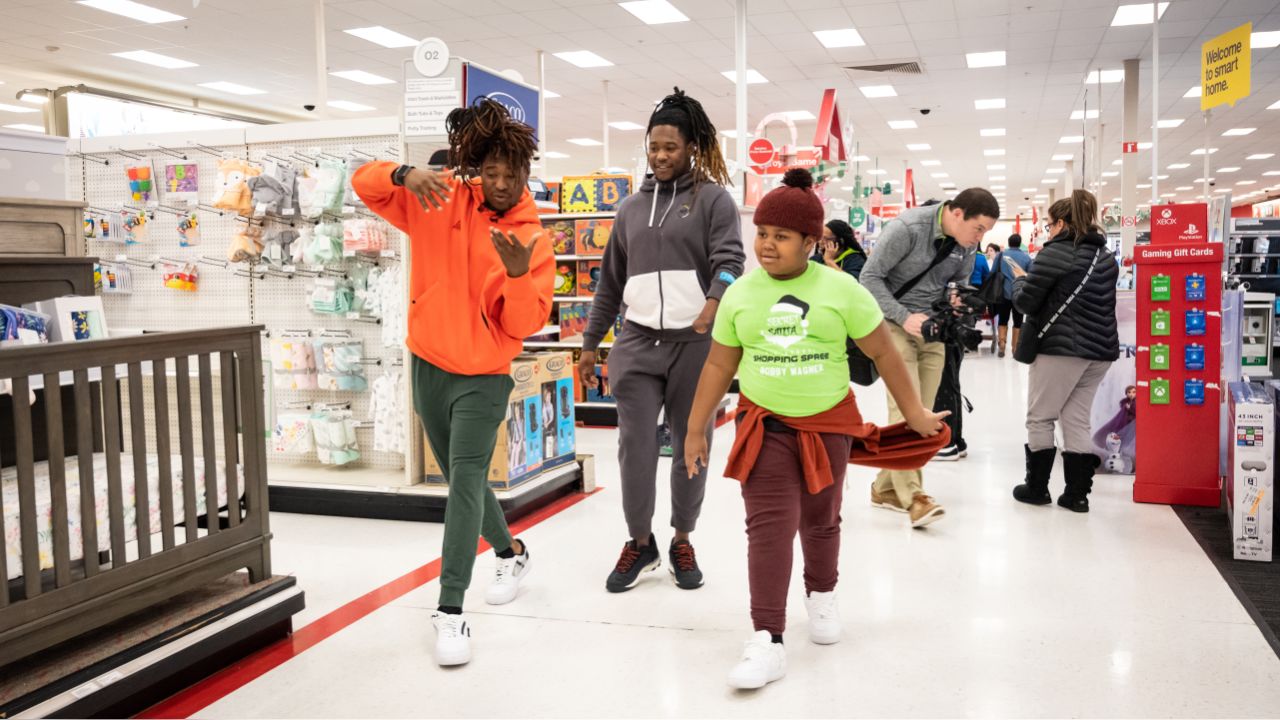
{"left": 872, "top": 323, "right": 946, "bottom": 507}
{"left": 1026, "top": 354, "right": 1112, "bottom": 454}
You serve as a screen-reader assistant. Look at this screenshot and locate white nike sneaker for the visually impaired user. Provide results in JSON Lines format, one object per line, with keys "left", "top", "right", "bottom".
{"left": 485, "top": 541, "right": 531, "bottom": 606}
{"left": 431, "top": 611, "right": 472, "bottom": 666}
{"left": 727, "top": 630, "right": 787, "bottom": 690}
{"left": 804, "top": 590, "right": 842, "bottom": 645}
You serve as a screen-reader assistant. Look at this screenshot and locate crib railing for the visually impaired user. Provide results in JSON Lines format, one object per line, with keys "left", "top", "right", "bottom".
{"left": 0, "top": 326, "right": 270, "bottom": 666}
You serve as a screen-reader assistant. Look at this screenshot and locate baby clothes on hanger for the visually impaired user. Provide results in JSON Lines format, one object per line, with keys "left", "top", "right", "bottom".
{"left": 270, "top": 335, "right": 318, "bottom": 390}
{"left": 303, "top": 221, "right": 343, "bottom": 265}
{"left": 377, "top": 265, "right": 406, "bottom": 349}
{"left": 262, "top": 229, "right": 300, "bottom": 266}
{"left": 369, "top": 370, "right": 406, "bottom": 454}
{"left": 273, "top": 412, "right": 315, "bottom": 455}
{"left": 357, "top": 266, "right": 383, "bottom": 318}
{"left": 342, "top": 218, "right": 387, "bottom": 253}
{"left": 310, "top": 278, "right": 354, "bottom": 315}
{"left": 228, "top": 225, "right": 265, "bottom": 263}
{"left": 311, "top": 410, "right": 360, "bottom": 466}
{"left": 317, "top": 158, "right": 348, "bottom": 215}
{"left": 313, "top": 338, "right": 368, "bottom": 391}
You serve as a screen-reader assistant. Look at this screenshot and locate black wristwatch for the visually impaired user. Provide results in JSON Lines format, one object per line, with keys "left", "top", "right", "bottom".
{"left": 391, "top": 164, "right": 415, "bottom": 187}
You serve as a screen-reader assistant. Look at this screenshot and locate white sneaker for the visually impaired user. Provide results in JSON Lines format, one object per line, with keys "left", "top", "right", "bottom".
{"left": 431, "top": 611, "right": 472, "bottom": 666}
{"left": 804, "top": 590, "right": 842, "bottom": 645}
{"left": 485, "top": 542, "right": 531, "bottom": 606}
{"left": 727, "top": 630, "right": 787, "bottom": 690}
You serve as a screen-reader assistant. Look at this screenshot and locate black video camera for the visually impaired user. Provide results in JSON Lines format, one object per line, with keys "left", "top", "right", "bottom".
{"left": 921, "top": 282, "right": 986, "bottom": 351}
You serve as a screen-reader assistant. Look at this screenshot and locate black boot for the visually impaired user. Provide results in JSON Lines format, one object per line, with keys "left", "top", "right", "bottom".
{"left": 1059, "top": 452, "right": 1100, "bottom": 513}
{"left": 1013, "top": 445, "right": 1055, "bottom": 505}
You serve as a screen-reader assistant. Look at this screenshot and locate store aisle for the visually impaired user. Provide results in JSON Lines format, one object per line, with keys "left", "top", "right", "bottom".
{"left": 201, "top": 355, "right": 1280, "bottom": 718}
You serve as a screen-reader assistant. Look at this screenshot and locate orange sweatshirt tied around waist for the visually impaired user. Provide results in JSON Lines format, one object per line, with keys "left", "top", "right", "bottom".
{"left": 725, "top": 392, "right": 952, "bottom": 495}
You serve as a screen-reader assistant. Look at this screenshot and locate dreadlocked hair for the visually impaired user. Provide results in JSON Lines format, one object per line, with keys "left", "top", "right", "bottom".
{"left": 445, "top": 98, "right": 538, "bottom": 180}
{"left": 647, "top": 87, "right": 731, "bottom": 187}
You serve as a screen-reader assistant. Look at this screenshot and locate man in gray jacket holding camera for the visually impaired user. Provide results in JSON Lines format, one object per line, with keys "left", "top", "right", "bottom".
{"left": 859, "top": 189, "right": 999, "bottom": 527}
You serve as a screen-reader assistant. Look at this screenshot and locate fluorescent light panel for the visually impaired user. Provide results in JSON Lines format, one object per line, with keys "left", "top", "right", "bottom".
{"left": 327, "top": 100, "right": 375, "bottom": 112}
{"left": 1190, "top": 148, "right": 1219, "bottom": 155}
{"left": 966, "top": 51, "right": 1006, "bottom": 68}
{"left": 1156, "top": 118, "right": 1184, "bottom": 128}
{"left": 813, "top": 27, "right": 865, "bottom": 48}
{"left": 1110, "top": 2, "right": 1168, "bottom": 26}
{"left": 868, "top": 169, "right": 888, "bottom": 175}
{"left": 1085, "top": 69, "right": 1124, "bottom": 84}
{"left": 906, "top": 143, "right": 931, "bottom": 151}
{"left": 921, "top": 160, "right": 942, "bottom": 166}
{"left": 543, "top": 151, "right": 570, "bottom": 159}
{"left": 78, "top": 0, "right": 183, "bottom": 23}
{"left": 990, "top": 175, "right": 1006, "bottom": 181}
{"left": 980, "top": 128, "right": 1006, "bottom": 137}
{"left": 859, "top": 85, "right": 896, "bottom": 98}
{"left": 112, "top": 50, "right": 197, "bottom": 69}
{"left": 556, "top": 51, "right": 614, "bottom": 68}
{"left": 0, "top": 103, "right": 39, "bottom": 114}
{"left": 1060, "top": 135, "right": 1083, "bottom": 143}
{"left": 619, "top": 0, "right": 689, "bottom": 24}
{"left": 722, "top": 69, "right": 768, "bottom": 84}
{"left": 974, "top": 98, "right": 1005, "bottom": 109}
{"left": 984, "top": 149, "right": 1005, "bottom": 156}
{"left": 888, "top": 120, "right": 918, "bottom": 130}
{"left": 1223, "top": 128, "right": 1256, "bottom": 136}
{"left": 19, "top": 93, "right": 47, "bottom": 105}
{"left": 330, "top": 70, "right": 394, "bottom": 85}
{"left": 344, "top": 26, "right": 418, "bottom": 48}
{"left": 199, "top": 81, "right": 266, "bottom": 95}
{"left": 783, "top": 110, "right": 817, "bottom": 121}
{"left": 987, "top": 164, "right": 1006, "bottom": 170}
{"left": 567, "top": 138, "right": 603, "bottom": 146}
{"left": 609, "top": 121, "right": 645, "bottom": 131}
{"left": 1253, "top": 31, "right": 1280, "bottom": 48}
{"left": 1168, "top": 163, "right": 1190, "bottom": 169}
{"left": 1248, "top": 154, "right": 1275, "bottom": 160}
{"left": 1071, "top": 109, "right": 1100, "bottom": 120}
{"left": 3, "top": 123, "right": 44, "bottom": 132}
{"left": 1185, "top": 86, "right": 1202, "bottom": 98}
{"left": 1053, "top": 154, "right": 1073, "bottom": 161}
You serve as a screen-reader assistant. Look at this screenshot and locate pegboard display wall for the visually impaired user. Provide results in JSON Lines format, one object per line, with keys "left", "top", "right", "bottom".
{"left": 70, "top": 131, "right": 410, "bottom": 477}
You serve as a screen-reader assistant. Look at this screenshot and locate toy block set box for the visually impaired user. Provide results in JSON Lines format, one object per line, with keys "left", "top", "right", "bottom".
{"left": 576, "top": 218, "right": 613, "bottom": 256}
{"left": 555, "top": 261, "right": 577, "bottom": 296}
{"left": 560, "top": 175, "right": 631, "bottom": 214}
{"left": 544, "top": 218, "right": 576, "bottom": 255}
{"left": 577, "top": 260, "right": 602, "bottom": 297}
{"left": 558, "top": 301, "right": 590, "bottom": 341}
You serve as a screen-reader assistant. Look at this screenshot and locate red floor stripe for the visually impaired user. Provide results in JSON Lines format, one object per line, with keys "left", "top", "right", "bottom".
{"left": 138, "top": 488, "right": 602, "bottom": 719}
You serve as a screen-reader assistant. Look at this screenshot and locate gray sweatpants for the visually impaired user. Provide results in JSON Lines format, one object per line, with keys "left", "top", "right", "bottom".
{"left": 608, "top": 330, "right": 713, "bottom": 540}
{"left": 1026, "top": 354, "right": 1112, "bottom": 453}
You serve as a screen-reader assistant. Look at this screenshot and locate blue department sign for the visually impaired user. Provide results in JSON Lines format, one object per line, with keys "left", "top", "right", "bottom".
{"left": 464, "top": 64, "right": 541, "bottom": 139}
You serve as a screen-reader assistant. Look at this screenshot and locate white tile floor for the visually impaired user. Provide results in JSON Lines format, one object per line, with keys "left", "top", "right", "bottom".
{"left": 201, "top": 355, "right": 1280, "bottom": 718}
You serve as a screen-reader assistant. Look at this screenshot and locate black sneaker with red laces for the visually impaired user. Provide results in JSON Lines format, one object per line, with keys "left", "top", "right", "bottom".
{"left": 668, "top": 539, "right": 704, "bottom": 590}
{"left": 605, "top": 533, "right": 661, "bottom": 593}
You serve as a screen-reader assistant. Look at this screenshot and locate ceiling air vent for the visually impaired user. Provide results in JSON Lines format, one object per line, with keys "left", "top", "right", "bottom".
{"left": 843, "top": 61, "right": 924, "bottom": 76}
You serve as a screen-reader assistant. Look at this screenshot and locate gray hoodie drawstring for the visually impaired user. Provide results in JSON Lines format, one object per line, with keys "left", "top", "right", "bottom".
{"left": 647, "top": 181, "right": 679, "bottom": 228}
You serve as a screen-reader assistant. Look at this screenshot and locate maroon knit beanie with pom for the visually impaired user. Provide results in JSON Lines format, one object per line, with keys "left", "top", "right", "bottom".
{"left": 754, "top": 168, "right": 825, "bottom": 239}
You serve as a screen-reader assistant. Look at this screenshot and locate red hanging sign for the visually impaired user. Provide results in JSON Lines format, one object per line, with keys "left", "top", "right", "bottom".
{"left": 1123, "top": 141, "right": 1139, "bottom": 154}
{"left": 748, "top": 138, "right": 776, "bottom": 166}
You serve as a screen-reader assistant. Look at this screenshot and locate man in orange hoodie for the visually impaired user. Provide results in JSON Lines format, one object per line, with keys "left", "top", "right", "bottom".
{"left": 353, "top": 99, "right": 554, "bottom": 667}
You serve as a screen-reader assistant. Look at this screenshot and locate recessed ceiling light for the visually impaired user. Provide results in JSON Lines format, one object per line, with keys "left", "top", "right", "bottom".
{"left": 784, "top": 110, "right": 817, "bottom": 121}
{"left": 1194, "top": 177, "right": 1211, "bottom": 182}
{"left": 1022, "top": 187, "right": 1038, "bottom": 192}
{"left": 1185, "top": 86, "right": 1202, "bottom": 98}
{"left": 813, "top": 27, "right": 865, "bottom": 48}
{"left": 1052, "top": 154, "right": 1072, "bottom": 161}
{"left": 1046, "top": 168, "right": 1065, "bottom": 174}
{"left": 199, "top": 81, "right": 266, "bottom": 95}
{"left": 1138, "top": 142, "right": 1153, "bottom": 150}
{"left": 1263, "top": 171, "right": 1280, "bottom": 176}
{"left": 1035, "top": 194, "right": 1048, "bottom": 199}
{"left": 1085, "top": 69, "right": 1124, "bottom": 84}
{"left": 859, "top": 85, "right": 897, "bottom": 98}
{"left": 112, "top": 50, "right": 197, "bottom": 69}
{"left": 1137, "top": 183, "right": 1151, "bottom": 189}
{"left": 1060, "top": 135, "right": 1084, "bottom": 143}
{"left": 1113, "top": 159, "right": 1123, "bottom": 165}
{"left": 1247, "top": 153, "right": 1274, "bottom": 160}
{"left": 990, "top": 175, "right": 1006, "bottom": 181}
{"left": 1253, "top": 31, "right": 1280, "bottom": 48}
{"left": 1070, "top": 109, "right": 1100, "bottom": 120}
{"left": 1156, "top": 118, "right": 1184, "bottom": 128}
{"left": 921, "top": 160, "right": 942, "bottom": 166}
{"left": 557, "top": 51, "right": 614, "bottom": 68}
{"left": 344, "top": 26, "right": 418, "bottom": 48}
{"left": 931, "top": 173, "right": 949, "bottom": 180}
{"left": 19, "top": 93, "right": 47, "bottom": 105}
{"left": 906, "top": 143, "right": 931, "bottom": 151}
{"left": 980, "top": 128, "right": 1006, "bottom": 137}
{"left": 984, "top": 149, "right": 1006, "bottom": 156}
{"left": 1155, "top": 174, "right": 1169, "bottom": 180}
{"left": 1191, "top": 148, "right": 1219, "bottom": 155}
{"left": 619, "top": 0, "right": 690, "bottom": 24}
{"left": 568, "top": 138, "right": 603, "bottom": 146}
{"left": 1102, "top": 171, "right": 1119, "bottom": 177}
{"left": 1042, "top": 179, "right": 1057, "bottom": 184}
{"left": 1223, "top": 127, "right": 1256, "bottom": 136}
{"left": 609, "top": 121, "right": 645, "bottom": 131}
{"left": 1111, "top": 2, "right": 1168, "bottom": 26}
{"left": 1161, "top": 193, "right": 1176, "bottom": 198}
{"left": 3, "top": 123, "right": 44, "bottom": 133}
{"left": 0, "top": 102, "right": 40, "bottom": 114}
{"left": 1214, "top": 188, "right": 1231, "bottom": 193}
{"left": 888, "top": 120, "right": 918, "bottom": 130}
{"left": 940, "top": 182, "right": 957, "bottom": 188}
{"left": 987, "top": 164, "right": 1006, "bottom": 170}
{"left": 966, "top": 51, "right": 1006, "bottom": 68}
{"left": 1168, "top": 163, "right": 1191, "bottom": 169}
{"left": 974, "top": 98, "right": 1005, "bottom": 110}
{"left": 868, "top": 169, "right": 888, "bottom": 175}
{"left": 330, "top": 70, "right": 394, "bottom": 85}
{"left": 1176, "top": 186, "right": 1193, "bottom": 191}
{"left": 1238, "top": 180, "right": 1258, "bottom": 185}
{"left": 722, "top": 69, "right": 768, "bottom": 84}
{"left": 543, "top": 151, "right": 570, "bottom": 159}
{"left": 78, "top": 0, "right": 183, "bottom": 23}
{"left": 327, "top": 100, "right": 375, "bottom": 112}
{"left": 991, "top": 185, "right": 1006, "bottom": 190}
{"left": 1218, "top": 166, "right": 1240, "bottom": 173}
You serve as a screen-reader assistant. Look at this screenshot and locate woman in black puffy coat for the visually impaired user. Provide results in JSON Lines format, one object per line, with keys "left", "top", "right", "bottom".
{"left": 1006, "top": 189, "right": 1119, "bottom": 512}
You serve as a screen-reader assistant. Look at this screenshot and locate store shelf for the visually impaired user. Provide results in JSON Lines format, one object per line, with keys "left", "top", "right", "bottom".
{"left": 555, "top": 255, "right": 606, "bottom": 260}
{"left": 525, "top": 340, "right": 612, "bottom": 348}
{"left": 540, "top": 212, "right": 616, "bottom": 221}
{"left": 553, "top": 296, "right": 595, "bottom": 303}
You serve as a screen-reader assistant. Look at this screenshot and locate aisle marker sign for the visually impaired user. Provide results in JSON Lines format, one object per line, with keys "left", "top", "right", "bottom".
{"left": 1201, "top": 22, "right": 1251, "bottom": 111}
{"left": 1123, "top": 142, "right": 1138, "bottom": 154}
{"left": 749, "top": 138, "right": 776, "bottom": 166}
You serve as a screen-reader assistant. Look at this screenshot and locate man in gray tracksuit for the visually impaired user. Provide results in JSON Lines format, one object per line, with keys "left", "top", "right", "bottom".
{"left": 580, "top": 169, "right": 744, "bottom": 593}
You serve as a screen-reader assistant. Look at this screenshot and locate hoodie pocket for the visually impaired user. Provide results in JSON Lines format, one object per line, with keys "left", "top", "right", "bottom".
{"left": 659, "top": 270, "right": 705, "bottom": 328}
{"left": 622, "top": 272, "right": 663, "bottom": 329}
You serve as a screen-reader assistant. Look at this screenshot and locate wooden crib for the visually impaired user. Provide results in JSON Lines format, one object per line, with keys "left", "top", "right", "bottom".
{"left": 0, "top": 325, "right": 272, "bottom": 667}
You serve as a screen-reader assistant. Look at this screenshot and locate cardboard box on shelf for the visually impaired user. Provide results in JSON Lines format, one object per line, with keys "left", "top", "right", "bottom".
{"left": 544, "top": 219, "right": 576, "bottom": 255}
{"left": 560, "top": 175, "right": 631, "bottom": 213}
{"left": 578, "top": 259, "right": 601, "bottom": 297}
{"left": 576, "top": 218, "right": 613, "bottom": 256}
{"left": 555, "top": 261, "right": 577, "bottom": 297}
{"left": 1230, "top": 382, "right": 1274, "bottom": 561}
{"left": 524, "top": 351, "right": 577, "bottom": 472}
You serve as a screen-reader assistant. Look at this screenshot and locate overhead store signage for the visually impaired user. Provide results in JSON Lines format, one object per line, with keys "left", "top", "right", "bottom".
{"left": 465, "top": 63, "right": 542, "bottom": 139}
{"left": 1151, "top": 204, "right": 1208, "bottom": 245}
{"left": 849, "top": 205, "right": 867, "bottom": 229}
{"left": 1201, "top": 22, "right": 1251, "bottom": 111}
{"left": 413, "top": 37, "right": 451, "bottom": 78}
{"left": 1123, "top": 142, "right": 1138, "bottom": 154}
{"left": 404, "top": 76, "right": 459, "bottom": 138}
{"left": 749, "top": 138, "right": 776, "bottom": 165}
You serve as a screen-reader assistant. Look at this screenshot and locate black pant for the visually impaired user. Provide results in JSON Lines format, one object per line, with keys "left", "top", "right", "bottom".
{"left": 994, "top": 301, "right": 1023, "bottom": 329}
{"left": 933, "top": 341, "right": 966, "bottom": 451}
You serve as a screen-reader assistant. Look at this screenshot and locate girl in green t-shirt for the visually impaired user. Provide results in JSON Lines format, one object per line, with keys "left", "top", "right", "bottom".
{"left": 684, "top": 169, "right": 949, "bottom": 691}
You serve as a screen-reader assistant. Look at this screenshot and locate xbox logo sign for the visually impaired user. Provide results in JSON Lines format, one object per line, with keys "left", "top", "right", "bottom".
{"left": 486, "top": 92, "right": 526, "bottom": 123}
{"left": 1161, "top": 208, "right": 1172, "bottom": 219}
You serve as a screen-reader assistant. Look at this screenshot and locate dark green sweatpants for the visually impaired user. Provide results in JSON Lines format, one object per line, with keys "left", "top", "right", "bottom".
{"left": 412, "top": 355, "right": 515, "bottom": 607}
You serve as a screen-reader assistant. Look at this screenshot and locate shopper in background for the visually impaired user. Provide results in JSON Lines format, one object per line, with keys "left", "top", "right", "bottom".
{"left": 353, "top": 98, "right": 552, "bottom": 667}
{"left": 578, "top": 88, "right": 745, "bottom": 593}
{"left": 1009, "top": 189, "right": 1118, "bottom": 513}
{"left": 969, "top": 246, "right": 990, "bottom": 287}
{"left": 814, "top": 219, "right": 867, "bottom": 281}
{"left": 993, "top": 233, "right": 1033, "bottom": 357}
{"left": 683, "top": 169, "right": 949, "bottom": 690}
{"left": 859, "top": 188, "right": 999, "bottom": 527}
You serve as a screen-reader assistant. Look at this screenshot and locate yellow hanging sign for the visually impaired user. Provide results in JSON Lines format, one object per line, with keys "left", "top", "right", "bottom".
{"left": 1201, "top": 21, "right": 1251, "bottom": 111}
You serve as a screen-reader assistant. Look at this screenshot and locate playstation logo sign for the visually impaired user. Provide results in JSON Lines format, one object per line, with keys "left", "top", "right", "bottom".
{"left": 486, "top": 92, "right": 526, "bottom": 123}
